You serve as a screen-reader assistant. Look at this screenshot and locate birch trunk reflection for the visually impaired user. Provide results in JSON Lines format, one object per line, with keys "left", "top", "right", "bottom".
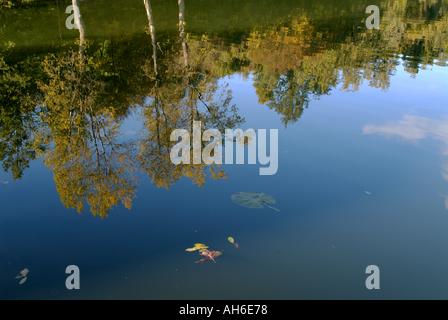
{"left": 138, "top": 1, "right": 244, "bottom": 189}
{"left": 144, "top": 0, "right": 159, "bottom": 78}
{"left": 178, "top": 0, "right": 189, "bottom": 67}
{"left": 72, "top": 0, "right": 86, "bottom": 59}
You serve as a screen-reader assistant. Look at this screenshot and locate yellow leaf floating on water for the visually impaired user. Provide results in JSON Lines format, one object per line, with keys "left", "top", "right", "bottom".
{"left": 228, "top": 237, "right": 238, "bottom": 248}
{"left": 19, "top": 277, "right": 27, "bottom": 285}
{"left": 186, "top": 243, "right": 208, "bottom": 252}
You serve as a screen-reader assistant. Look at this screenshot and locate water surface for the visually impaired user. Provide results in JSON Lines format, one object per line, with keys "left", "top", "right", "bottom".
{"left": 1, "top": 0, "right": 448, "bottom": 299}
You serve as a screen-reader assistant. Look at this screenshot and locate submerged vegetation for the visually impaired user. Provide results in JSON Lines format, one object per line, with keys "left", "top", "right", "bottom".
{"left": 1, "top": 0, "right": 447, "bottom": 217}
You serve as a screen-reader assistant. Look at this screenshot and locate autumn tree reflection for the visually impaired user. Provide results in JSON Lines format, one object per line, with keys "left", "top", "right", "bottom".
{"left": 0, "top": 55, "right": 44, "bottom": 180}
{"left": 1, "top": 0, "right": 447, "bottom": 216}
{"left": 34, "top": 47, "right": 138, "bottom": 218}
{"left": 138, "top": 0, "right": 244, "bottom": 189}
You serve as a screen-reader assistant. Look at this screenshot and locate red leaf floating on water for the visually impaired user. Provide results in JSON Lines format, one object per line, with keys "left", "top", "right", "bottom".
{"left": 196, "top": 257, "right": 209, "bottom": 264}
{"left": 196, "top": 250, "right": 223, "bottom": 264}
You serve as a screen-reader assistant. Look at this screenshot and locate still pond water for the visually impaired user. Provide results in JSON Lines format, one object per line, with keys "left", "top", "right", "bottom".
{"left": 1, "top": 0, "right": 448, "bottom": 299}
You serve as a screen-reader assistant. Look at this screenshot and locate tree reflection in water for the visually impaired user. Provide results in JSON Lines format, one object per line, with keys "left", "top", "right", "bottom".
{"left": 0, "top": 0, "right": 447, "bottom": 216}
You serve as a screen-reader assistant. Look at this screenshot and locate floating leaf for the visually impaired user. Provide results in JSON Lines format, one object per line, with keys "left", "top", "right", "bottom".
{"left": 199, "top": 250, "right": 210, "bottom": 257}
{"left": 19, "top": 277, "right": 27, "bottom": 285}
{"left": 186, "top": 243, "right": 208, "bottom": 252}
{"left": 231, "top": 192, "right": 280, "bottom": 211}
{"left": 15, "top": 275, "right": 23, "bottom": 279}
{"left": 19, "top": 268, "right": 29, "bottom": 277}
{"left": 196, "top": 250, "right": 223, "bottom": 264}
{"left": 0, "top": 180, "right": 9, "bottom": 185}
{"left": 365, "top": 191, "right": 371, "bottom": 195}
{"left": 196, "top": 257, "right": 209, "bottom": 264}
{"left": 228, "top": 237, "right": 238, "bottom": 248}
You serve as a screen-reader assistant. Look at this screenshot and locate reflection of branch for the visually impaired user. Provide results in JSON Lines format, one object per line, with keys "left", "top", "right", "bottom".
{"left": 88, "top": 108, "right": 101, "bottom": 174}
{"left": 100, "top": 126, "right": 116, "bottom": 153}
{"left": 193, "top": 87, "right": 222, "bottom": 126}
{"left": 87, "top": 106, "right": 114, "bottom": 173}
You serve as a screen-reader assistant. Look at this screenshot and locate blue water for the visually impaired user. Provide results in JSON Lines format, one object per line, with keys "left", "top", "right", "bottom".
{"left": 1, "top": 0, "right": 448, "bottom": 300}
{"left": 1, "top": 64, "right": 448, "bottom": 299}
